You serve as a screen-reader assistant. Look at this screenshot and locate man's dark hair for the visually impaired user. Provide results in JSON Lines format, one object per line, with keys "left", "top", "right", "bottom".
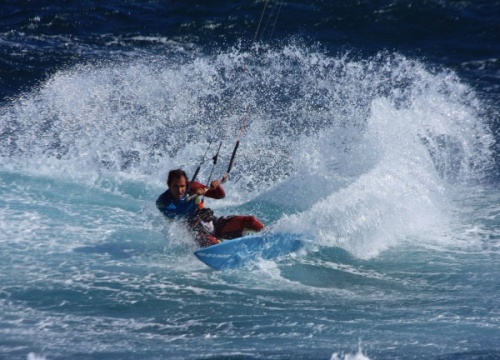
{"left": 167, "top": 169, "right": 188, "bottom": 186}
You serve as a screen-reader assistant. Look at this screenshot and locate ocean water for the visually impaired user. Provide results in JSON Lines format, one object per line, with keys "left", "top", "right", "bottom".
{"left": 1, "top": 1, "right": 499, "bottom": 359}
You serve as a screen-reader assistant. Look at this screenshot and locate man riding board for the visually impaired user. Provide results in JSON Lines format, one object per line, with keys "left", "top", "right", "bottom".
{"left": 156, "top": 169, "right": 264, "bottom": 247}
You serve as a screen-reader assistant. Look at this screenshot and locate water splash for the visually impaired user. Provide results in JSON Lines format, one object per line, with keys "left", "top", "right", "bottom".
{"left": 0, "top": 44, "right": 494, "bottom": 258}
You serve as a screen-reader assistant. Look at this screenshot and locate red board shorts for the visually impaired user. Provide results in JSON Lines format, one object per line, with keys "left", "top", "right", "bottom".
{"left": 194, "top": 215, "right": 264, "bottom": 247}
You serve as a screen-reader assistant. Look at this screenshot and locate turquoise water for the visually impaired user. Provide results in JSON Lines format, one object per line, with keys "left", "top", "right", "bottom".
{"left": 1, "top": 168, "right": 498, "bottom": 359}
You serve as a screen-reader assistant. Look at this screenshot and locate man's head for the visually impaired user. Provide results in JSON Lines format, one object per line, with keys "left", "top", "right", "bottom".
{"left": 167, "top": 169, "right": 188, "bottom": 200}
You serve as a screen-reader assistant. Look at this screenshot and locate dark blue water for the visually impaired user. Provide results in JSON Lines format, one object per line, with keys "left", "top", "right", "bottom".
{"left": 1, "top": 1, "right": 499, "bottom": 359}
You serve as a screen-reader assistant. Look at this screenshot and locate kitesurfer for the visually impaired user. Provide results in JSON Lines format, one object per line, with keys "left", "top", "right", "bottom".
{"left": 156, "top": 169, "right": 264, "bottom": 247}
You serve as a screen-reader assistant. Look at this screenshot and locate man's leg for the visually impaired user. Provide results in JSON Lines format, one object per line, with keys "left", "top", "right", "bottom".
{"left": 213, "top": 215, "right": 264, "bottom": 240}
{"left": 194, "top": 230, "right": 221, "bottom": 247}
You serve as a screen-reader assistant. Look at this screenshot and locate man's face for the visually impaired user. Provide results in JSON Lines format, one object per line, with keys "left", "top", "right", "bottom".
{"left": 168, "top": 176, "right": 187, "bottom": 200}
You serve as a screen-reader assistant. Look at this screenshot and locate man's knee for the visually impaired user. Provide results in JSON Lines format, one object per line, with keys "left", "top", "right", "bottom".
{"left": 243, "top": 216, "right": 264, "bottom": 231}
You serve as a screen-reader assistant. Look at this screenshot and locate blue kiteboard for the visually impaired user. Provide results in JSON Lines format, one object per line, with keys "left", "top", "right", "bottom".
{"left": 194, "top": 232, "right": 305, "bottom": 270}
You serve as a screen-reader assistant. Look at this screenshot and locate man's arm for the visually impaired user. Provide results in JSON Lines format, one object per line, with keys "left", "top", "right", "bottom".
{"left": 189, "top": 180, "right": 225, "bottom": 199}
